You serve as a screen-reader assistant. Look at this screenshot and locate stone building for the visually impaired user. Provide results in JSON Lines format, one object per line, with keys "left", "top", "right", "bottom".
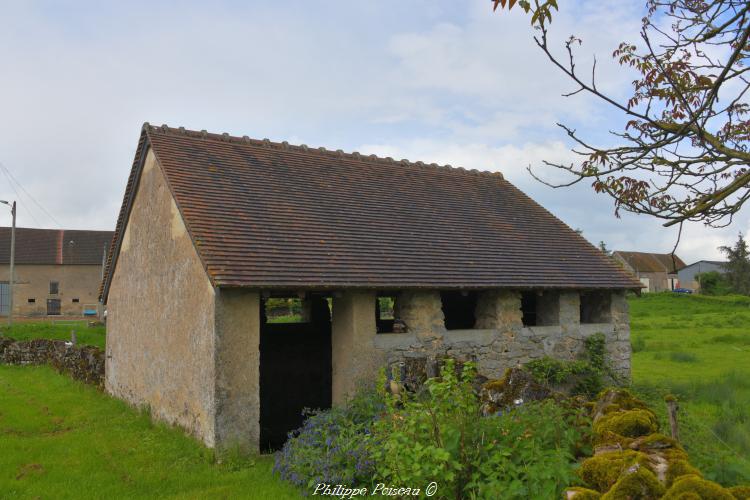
{"left": 612, "top": 251, "right": 685, "bottom": 293}
{"left": 101, "top": 123, "right": 641, "bottom": 453}
{"left": 0, "top": 227, "right": 112, "bottom": 317}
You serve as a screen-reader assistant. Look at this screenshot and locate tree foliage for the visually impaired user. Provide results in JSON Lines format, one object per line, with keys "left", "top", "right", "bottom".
{"left": 494, "top": 1, "right": 750, "bottom": 228}
{"left": 719, "top": 232, "right": 750, "bottom": 294}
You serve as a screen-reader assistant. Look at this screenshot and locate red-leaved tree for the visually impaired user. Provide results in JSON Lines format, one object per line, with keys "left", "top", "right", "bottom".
{"left": 494, "top": 0, "right": 750, "bottom": 229}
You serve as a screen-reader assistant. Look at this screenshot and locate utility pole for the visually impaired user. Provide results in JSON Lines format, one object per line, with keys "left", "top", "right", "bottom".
{"left": 1, "top": 200, "right": 15, "bottom": 326}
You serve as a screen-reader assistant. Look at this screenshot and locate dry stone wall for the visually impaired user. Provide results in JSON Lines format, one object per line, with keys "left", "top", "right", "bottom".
{"left": 0, "top": 337, "right": 104, "bottom": 386}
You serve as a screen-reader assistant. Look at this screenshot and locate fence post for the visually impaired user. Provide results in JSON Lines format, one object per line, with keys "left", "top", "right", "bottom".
{"left": 665, "top": 394, "right": 679, "bottom": 441}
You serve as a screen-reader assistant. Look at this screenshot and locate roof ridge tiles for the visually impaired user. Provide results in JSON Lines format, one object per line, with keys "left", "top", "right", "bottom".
{"left": 144, "top": 122, "right": 504, "bottom": 179}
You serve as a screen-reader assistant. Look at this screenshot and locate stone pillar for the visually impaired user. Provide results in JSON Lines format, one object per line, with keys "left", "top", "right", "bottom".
{"left": 559, "top": 291, "right": 581, "bottom": 335}
{"left": 474, "top": 290, "right": 522, "bottom": 331}
{"left": 214, "top": 289, "right": 260, "bottom": 452}
{"left": 332, "top": 290, "right": 382, "bottom": 405}
{"left": 609, "top": 291, "right": 631, "bottom": 380}
{"left": 396, "top": 290, "right": 446, "bottom": 345}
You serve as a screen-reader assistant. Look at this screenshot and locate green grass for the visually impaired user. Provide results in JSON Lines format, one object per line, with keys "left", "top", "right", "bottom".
{"left": 0, "top": 365, "right": 302, "bottom": 499}
{"left": 629, "top": 292, "right": 750, "bottom": 486}
{"left": 0, "top": 321, "right": 106, "bottom": 349}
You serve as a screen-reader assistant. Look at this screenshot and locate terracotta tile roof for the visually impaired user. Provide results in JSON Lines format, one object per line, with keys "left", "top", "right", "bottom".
{"left": 0, "top": 227, "right": 112, "bottom": 266}
{"left": 101, "top": 124, "right": 642, "bottom": 300}
{"left": 613, "top": 251, "right": 685, "bottom": 274}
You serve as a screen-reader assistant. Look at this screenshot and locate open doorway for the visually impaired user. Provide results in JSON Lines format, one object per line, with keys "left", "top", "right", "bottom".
{"left": 259, "top": 295, "right": 332, "bottom": 451}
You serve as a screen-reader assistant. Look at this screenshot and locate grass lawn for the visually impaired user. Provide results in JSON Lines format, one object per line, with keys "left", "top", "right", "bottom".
{"left": 629, "top": 292, "right": 750, "bottom": 486}
{"left": 0, "top": 365, "right": 302, "bottom": 499}
{"left": 0, "top": 321, "right": 106, "bottom": 349}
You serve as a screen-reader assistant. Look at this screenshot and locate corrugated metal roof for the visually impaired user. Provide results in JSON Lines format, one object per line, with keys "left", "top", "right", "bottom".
{"left": 101, "top": 124, "right": 642, "bottom": 300}
{"left": 0, "top": 227, "right": 112, "bottom": 266}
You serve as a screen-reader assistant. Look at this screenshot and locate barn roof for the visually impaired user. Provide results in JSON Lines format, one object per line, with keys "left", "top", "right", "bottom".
{"left": 101, "top": 124, "right": 641, "bottom": 300}
{"left": 0, "top": 227, "right": 112, "bottom": 266}
{"left": 613, "top": 251, "right": 685, "bottom": 274}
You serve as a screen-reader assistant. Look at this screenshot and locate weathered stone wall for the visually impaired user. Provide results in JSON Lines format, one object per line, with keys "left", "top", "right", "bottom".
{"left": 370, "top": 289, "right": 631, "bottom": 383}
{"left": 105, "top": 148, "right": 218, "bottom": 448}
{"left": 0, "top": 337, "right": 104, "bottom": 386}
{"left": 0, "top": 264, "right": 104, "bottom": 317}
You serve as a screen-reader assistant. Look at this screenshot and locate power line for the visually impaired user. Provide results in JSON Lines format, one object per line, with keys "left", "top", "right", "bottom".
{"left": 0, "top": 164, "right": 42, "bottom": 227}
{"left": 0, "top": 161, "right": 62, "bottom": 228}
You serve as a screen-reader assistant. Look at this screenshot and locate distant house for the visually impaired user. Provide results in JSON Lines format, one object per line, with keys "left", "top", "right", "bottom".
{"left": 678, "top": 260, "right": 727, "bottom": 291}
{"left": 0, "top": 227, "right": 113, "bottom": 317}
{"left": 612, "top": 251, "right": 686, "bottom": 293}
{"left": 101, "top": 123, "right": 641, "bottom": 452}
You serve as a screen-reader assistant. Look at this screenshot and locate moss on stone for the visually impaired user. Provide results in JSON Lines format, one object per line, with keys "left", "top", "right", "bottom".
{"left": 593, "top": 409, "right": 658, "bottom": 440}
{"left": 564, "top": 486, "right": 602, "bottom": 499}
{"left": 601, "top": 465, "right": 665, "bottom": 499}
{"left": 595, "top": 388, "right": 648, "bottom": 413}
{"left": 629, "top": 433, "right": 680, "bottom": 451}
{"left": 729, "top": 485, "right": 750, "bottom": 499}
{"left": 662, "top": 474, "right": 735, "bottom": 500}
{"left": 596, "top": 430, "right": 634, "bottom": 448}
{"left": 665, "top": 460, "right": 701, "bottom": 488}
{"left": 579, "top": 450, "right": 651, "bottom": 493}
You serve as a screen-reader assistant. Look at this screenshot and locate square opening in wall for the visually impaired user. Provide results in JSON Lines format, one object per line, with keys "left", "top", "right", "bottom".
{"left": 28, "top": 298, "right": 36, "bottom": 303}
{"left": 72, "top": 298, "right": 80, "bottom": 303}
{"left": 441, "top": 291, "right": 478, "bottom": 330}
{"left": 264, "top": 297, "right": 308, "bottom": 323}
{"left": 522, "top": 291, "right": 560, "bottom": 327}
{"left": 580, "top": 292, "right": 611, "bottom": 324}
{"left": 376, "top": 295, "right": 399, "bottom": 333}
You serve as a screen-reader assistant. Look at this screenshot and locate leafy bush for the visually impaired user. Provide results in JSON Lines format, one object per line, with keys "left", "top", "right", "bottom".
{"left": 371, "top": 360, "right": 586, "bottom": 499}
{"left": 698, "top": 271, "right": 732, "bottom": 296}
{"left": 273, "top": 386, "right": 383, "bottom": 489}
{"left": 525, "top": 332, "right": 609, "bottom": 398}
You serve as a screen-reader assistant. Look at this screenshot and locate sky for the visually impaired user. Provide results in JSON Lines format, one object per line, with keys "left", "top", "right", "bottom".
{"left": 0, "top": 0, "right": 746, "bottom": 264}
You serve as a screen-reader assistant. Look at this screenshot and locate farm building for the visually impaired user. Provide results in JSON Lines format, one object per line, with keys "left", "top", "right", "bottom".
{"left": 678, "top": 260, "right": 727, "bottom": 292}
{"left": 612, "top": 251, "right": 685, "bottom": 293}
{"left": 101, "top": 123, "right": 641, "bottom": 452}
{"left": 0, "top": 227, "right": 112, "bottom": 317}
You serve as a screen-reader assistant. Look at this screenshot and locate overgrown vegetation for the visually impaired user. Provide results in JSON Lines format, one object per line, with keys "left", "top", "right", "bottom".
{"left": 525, "top": 332, "right": 609, "bottom": 398}
{"left": 0, "top": 320, "right": 105, "bottom": 349}
{"left": 0, "top": 365, "right": 300, "bottom": 499}
{"left": 275, "top": 360, "right": 587, "bottom": 498}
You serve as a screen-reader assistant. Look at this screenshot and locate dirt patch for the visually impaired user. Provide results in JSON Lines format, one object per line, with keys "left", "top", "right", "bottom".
{"left": 16, "top": 463, "right": 44, "bottom": 480}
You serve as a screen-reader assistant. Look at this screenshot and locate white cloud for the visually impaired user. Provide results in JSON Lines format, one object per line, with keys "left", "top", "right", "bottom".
{"left": 0, "top": 0, "right": 746, "bottom": 265}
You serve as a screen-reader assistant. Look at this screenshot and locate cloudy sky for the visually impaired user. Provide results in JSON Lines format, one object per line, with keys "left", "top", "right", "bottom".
{"left": 0, "top": 0, "right": 746, "bottom": 263}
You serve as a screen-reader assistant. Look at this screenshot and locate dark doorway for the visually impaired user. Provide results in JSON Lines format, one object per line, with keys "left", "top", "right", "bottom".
{"left": 47, "top": 298, "right": 61, "bottom": 316}
{"left": 259, "top": 296, "right": 332, "bottom": 451}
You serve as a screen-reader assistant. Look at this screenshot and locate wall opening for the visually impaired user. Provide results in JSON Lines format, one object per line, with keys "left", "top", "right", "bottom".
{"left": 521, "top": 292, "right": 537, "bottom": 326}
{"left": 264, "top": 297, "right": 308, "bottom": 323}
{"left": 441, "top": 291, "right": 478, "bottom": 330}
{"left": 580, "top": 292, "right": 611, "bottom": 324}
{"left": 376, "top": 295, "right": 398, "bottom": 333}
{"left": 49, "top": 281, "right": 59, "bottom": 295}
{"left": 46, "top": 298, "right": 61, "bottom": 315}
{"left": 522, "top": 291, "right": 560, "bottom": 327}
{"left": 259, "top": 294, "right": 332, "bottom": 452}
